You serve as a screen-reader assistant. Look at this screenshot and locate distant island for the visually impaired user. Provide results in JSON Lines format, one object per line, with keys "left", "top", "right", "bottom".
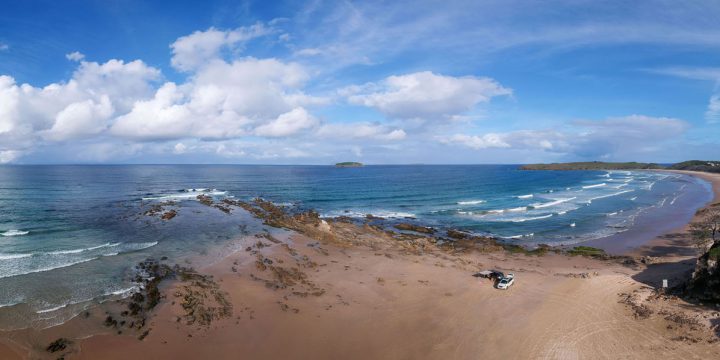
{"left": 335, "top": 162, "right": 363, "bottom": 167}
{"left": 520, "top": 160, "right": 720, "bottom": 173}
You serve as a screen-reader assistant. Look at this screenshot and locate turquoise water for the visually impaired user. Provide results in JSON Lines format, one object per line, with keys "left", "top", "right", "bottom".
{"left": 0, "top": 165, "right": 711, "bottom": 328}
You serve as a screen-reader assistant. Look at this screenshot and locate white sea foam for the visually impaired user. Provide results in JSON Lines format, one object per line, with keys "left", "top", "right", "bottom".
{"left": 323, "top": 210, "right": 416, "bottom": 219}
{"left": 503, "top": 233, "right": 535, "bottom": 239}
{"left": 557, "top": 211, "right": 567, "bottom": 215}
{"left": 0, "top": 241, "right": 158, "bottom": 279}
{"left": 517, "top": 194, "right": 533, "bottom": 199}
{"left": 1, "top": 229, "right": 29, "bottom": 237}
{"left": 582, "top": 183, "right": 607, "bottom": 189}
{"left": 36, "top": 304, "right": 68, "bottom": 314}
{"left": 0, "top": 300, "right": 23, "bottom": 309}
{"left": 0, "top": 257, "right": 98, "bottom": 280}
{"left": 46, "top": 242, "right": 120, "bottom": 255}
{"left": 585, "top": 190, "right": 633, "bottom": 204}
{"left": 510, "top": 214, "right": 553, "bottom": 222}
{"left": 103, "top": 285, "right": 139, "bottom": 297}
{"left": 457, "top": 200, "right": 486, "bottom": 205}
{"left": 0, "top": 253, "right": 33, "bottom": 260}
{"left": 670, "top": 195, "right": 680, "bottom": 205}
{"left": 143, "top": 189, "right": 227, "bottom": 201}
{"left": 531, "top": 197, "right": 576, "bottom": 209}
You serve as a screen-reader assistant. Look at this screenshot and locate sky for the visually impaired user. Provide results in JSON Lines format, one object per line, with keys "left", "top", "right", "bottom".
{"left": 0, "top": 0, "right": 719, "bottom": 164}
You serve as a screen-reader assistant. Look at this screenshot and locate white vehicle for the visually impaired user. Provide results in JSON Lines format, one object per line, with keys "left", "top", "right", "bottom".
{"left": 497, "top": 276, "right": 515, "bottom": 290}
{"left": 505, "top": 273, "right": 514, "bottom": 280}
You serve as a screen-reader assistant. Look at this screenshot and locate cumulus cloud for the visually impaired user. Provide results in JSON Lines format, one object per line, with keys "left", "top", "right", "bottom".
{"left": 112, "top": 57, "right": 319, "bottom": 140}
{"left": 442, "top": 115, "right": 688, "bottom": 159}
{"left": 316, "top": 122, "right": 406, "bottom": 141}
{"left": 254, "top": 107, "right": 318, "bottom": 137}
{"left": 65, "top": 51, "right": 85, "bottom": 62}
{"left": 170, "top": 23, "right": 272, "bottom": 72}
{"left": 45, "top": 96, "right": 114, "bottom": 141}
{"left": 0, "top": 58, "right": 160, "bottom": 159}
{"left": 344, "top": 71, "right": 510, "bottom": 120}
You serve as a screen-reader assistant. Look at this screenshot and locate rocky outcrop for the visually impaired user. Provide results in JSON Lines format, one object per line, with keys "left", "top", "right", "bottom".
{"left": 394, "top": 223, "right": 435, "bottom": 234}
{"left": 687, "top": 242, "right": 720, "bottom": 303}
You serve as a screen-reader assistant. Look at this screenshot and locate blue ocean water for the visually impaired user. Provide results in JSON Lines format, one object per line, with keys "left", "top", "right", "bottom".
{"left": 0, "top": 165, "right": 711, "bottom": 329}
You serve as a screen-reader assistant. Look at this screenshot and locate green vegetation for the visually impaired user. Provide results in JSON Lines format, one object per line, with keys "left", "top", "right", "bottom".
{"left": 502, "top": 243, "right": 550, "bottom": 256}
{"left": 669, "top": 160, "right": 720, "bottom": 174}
{"left": 566, "top": 246, "right": 606, "bottom": 257}
{"left": 520, "top": 160, "right": 720, "bottom": 174}
{"left": 335, "top": 162, "right": 363, "bottom": 167}
{"left": 709, "top": 247, "right": 720, "bottom": 261}
{"left": 520, "top": 161, "right": 663, "bottom": 171}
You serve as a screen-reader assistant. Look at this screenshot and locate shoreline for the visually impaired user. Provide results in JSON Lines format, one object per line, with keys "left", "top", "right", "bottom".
{"left": 2, "top": 171, "right": 720, "bottom": 358}
{"left": 581, "top": 170, "right": 714, "bottom": 256}
{"left": 628, "top": 170, "right": 720, "bottom": 257}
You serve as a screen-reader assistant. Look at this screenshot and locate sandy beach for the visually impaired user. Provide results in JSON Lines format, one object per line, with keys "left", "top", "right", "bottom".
{"left": 1, "top": 171, "right": 719, "bottom": 359}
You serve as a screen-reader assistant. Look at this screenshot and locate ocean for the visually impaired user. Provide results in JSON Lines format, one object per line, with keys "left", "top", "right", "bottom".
{"left": 0, "top": 165, "right": 712, "bottom": 329}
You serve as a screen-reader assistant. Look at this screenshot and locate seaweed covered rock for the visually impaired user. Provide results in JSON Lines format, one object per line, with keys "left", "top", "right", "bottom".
{"left": 394, "top": 223, "right": 435, "bottom": 234}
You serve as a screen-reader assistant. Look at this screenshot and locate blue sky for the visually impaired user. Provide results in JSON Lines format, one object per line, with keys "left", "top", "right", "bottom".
{"left": 0, "top": 0, "right": 718, "bottom": 164}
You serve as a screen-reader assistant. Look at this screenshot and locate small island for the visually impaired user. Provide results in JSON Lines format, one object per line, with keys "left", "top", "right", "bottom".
{"left": 335, "top": 162, "right": 363, "bottom": 168}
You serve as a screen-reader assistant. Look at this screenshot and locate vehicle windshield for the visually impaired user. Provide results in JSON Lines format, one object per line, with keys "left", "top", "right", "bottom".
{"left": 499, "top": 279, "right": 508, "bottom": 284}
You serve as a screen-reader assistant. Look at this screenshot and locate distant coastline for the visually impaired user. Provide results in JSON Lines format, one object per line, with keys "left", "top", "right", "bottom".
{"left": 520, "top": 160, "right": 720, "bottom": 173}
{"left": 519, "top": 161, "right": 663, "bottom": 171}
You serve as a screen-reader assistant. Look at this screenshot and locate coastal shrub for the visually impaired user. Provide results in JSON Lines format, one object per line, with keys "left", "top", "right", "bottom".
{"left": 567, "top": 246, "right": 606, "bottom": 257}
{"left": 709, "top": 247, "right": 720, "bottom": 261}
{"left": 501, "top": 244, "right": 549, "bottom": 256}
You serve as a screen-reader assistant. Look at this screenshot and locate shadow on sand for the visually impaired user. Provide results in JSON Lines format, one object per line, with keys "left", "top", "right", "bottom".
{"left": 635, "top": 232, "right": 700, "bottom": 258}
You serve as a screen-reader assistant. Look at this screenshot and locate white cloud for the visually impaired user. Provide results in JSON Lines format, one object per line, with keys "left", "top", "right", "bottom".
{"left": 173, "top": 142, "right": 187, "bottom": 154}
{"left": 65, "top": 51, "right": 85, "bottom": 62}
{"left": 45, "top": 96, "right": 114, "bottom": 141}
{"left": 344, "top": 71, "right": 510, "bottom": 120}
{"left": 0, "top": 58, "right": 160, "bottom": 156}
{"left": 442, "top": 115, "right": 689, "bottom": 159}
{"left": 706, "top": 94, "right": 720, "bottom": 123}
{"left": 293, "top": 48, "right": 323, "bottom": 57}
{"left": 0, "top": 43, "right": 8, "bottom": 51}
{"left": 316, "top": 122, "right": 406, "bottom": 141}
{"left": 254, "top": 107, "right": 318, "bottom": 137}
{"left": 0, "top": 150, "right": 19, "bottom": 163}
{"left": 112, "top": 57, "right": 317, "bottom": 140}
{"left": 439, "top": 133, "right": 510, "bottom": 149}
{"left": 648, "top": 66, "right": 720, "bottom": 81}
{"left": 170, "top": 23, "right": 272, "bottom": 72}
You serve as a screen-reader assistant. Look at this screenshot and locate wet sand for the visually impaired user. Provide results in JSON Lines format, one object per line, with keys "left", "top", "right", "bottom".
{"left": 583, "top": 170, "right": 714, "bottom": 255}
{"left": 2, "top": 171, "right": 720, "bottom": 359}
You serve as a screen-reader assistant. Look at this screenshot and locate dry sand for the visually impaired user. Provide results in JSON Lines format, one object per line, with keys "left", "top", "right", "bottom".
{"left": 2, "top": 171, "right": 720, "bottom": 360}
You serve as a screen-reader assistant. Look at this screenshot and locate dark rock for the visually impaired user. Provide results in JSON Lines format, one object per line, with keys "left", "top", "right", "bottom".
{"left": 394, "top": 223, "right": 435, "bottom": 234}
{"left": 46, "top": 338, "right": 71, "bottom": 353}
{"left": 160, "top": 210, "right": 177, "bottom": 220}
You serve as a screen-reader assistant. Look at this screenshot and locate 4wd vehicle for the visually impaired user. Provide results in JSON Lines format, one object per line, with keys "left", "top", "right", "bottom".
{"left": 496, "top": 276, "right": 515, "bottom": 290}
